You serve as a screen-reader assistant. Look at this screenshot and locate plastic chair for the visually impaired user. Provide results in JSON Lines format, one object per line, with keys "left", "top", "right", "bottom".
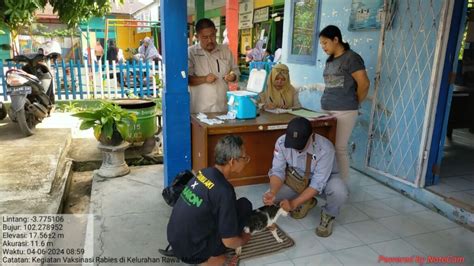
{"left": 249, "top": 62, "right": 276, "bottom": 91}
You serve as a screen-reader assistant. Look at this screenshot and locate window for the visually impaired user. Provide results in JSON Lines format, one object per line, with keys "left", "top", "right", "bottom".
{"left": 287, "top": 0, "right": 320, "bottom": 64}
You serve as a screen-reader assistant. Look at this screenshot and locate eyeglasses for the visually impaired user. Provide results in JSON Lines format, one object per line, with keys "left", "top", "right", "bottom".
{"left": 200, "top": 34, "right": 217, "bottom": 41}
{"left": 237, "top": 155, "right": 251, "bottom": 163}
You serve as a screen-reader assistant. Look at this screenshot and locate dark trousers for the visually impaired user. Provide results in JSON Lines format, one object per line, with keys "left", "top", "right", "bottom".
{"left": 181, "top": 197, "right": 252, "bottom": 264}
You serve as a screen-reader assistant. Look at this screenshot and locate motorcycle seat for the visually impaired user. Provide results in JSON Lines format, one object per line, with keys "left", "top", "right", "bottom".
{"left": 8, "top": 53, "right": 44, "bottom": 63}
{"left": 7, "top": 69, "right": 41, "bottom": 83}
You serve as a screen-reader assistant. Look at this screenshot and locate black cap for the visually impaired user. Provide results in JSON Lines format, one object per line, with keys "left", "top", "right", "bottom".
{"left": 284, "top": 117, "right": 312, "bottom": 150}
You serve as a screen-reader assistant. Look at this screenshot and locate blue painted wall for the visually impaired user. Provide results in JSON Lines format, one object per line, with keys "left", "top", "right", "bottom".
{"left": 278, "top": 0, "right": 473, "bottom": 226}
{"left": 281, "top": 0, "right": 380, "bottom": 168}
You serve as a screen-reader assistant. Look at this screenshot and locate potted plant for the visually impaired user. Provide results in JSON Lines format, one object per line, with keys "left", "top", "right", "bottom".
{"left": 73, "top": 101, "right": 137, "bottom": 146}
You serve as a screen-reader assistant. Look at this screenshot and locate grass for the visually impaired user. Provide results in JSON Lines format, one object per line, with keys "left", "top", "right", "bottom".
{"left": 55, "top": 98, "right": 162, "bottom": 113}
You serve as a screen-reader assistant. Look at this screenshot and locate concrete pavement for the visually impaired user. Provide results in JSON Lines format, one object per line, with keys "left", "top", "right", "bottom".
{"left": 89, "top": 165, "right": 184, "bottom": 266}
{"left": 0, "top": 115, "right": 72, "bottom": 214}
{"left": 0, "top": 111, "right": 161, "bottom": 215}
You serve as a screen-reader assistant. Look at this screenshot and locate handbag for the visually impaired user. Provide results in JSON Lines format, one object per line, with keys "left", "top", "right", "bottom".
{"left": 162, "top": 170, "right": 195, "bottom": 207}
{"left": 284, "top": 153, "right": 313, "bottom": 193}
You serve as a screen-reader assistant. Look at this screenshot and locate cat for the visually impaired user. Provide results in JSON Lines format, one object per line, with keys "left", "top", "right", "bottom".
{"left": 236, "top": 205, "right": 288, "bottom": 256}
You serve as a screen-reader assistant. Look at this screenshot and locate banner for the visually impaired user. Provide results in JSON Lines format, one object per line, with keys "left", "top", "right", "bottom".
{"left": 254, "top": 7, "right": 269, "bottom": 23}
{"left": 239, "top": 0, "right": 254, "bottom": 29}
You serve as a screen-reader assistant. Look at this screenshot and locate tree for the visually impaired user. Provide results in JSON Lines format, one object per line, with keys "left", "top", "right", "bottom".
{"left": 0, "top": 0, "right": 121, "bottom": 54}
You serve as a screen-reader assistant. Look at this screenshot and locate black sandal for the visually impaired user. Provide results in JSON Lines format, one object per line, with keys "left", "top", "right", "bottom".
{"left": 158, "top": 244, "right": 175, "bottom": 257}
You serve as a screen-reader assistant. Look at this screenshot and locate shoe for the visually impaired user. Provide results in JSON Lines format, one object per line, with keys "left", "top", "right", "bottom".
{"left": 290, "top": 198, "right": 317, "bottom": 219}
{"left": 315, "top": 211, "right": 335, "bottom": 237}
{"left": 158, "top": 244, "right": 175, "bottom": 257}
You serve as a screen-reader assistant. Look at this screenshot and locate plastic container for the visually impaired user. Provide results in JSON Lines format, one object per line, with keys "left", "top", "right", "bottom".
{"left": 227, "top": 68, "right": 266, "bottom": 119}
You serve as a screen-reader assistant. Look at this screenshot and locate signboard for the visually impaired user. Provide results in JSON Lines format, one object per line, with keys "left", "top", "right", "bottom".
{"left": 135, "top": 10, "right": 151, "bottom": 33}
{"left": 240, "top": 28, "right": 252, "bottom": 54}
{"left": 239, "top": 0, "right": 254, "bottom": 29}
{"left": 253, "top": 7, "right": 269, "bottom": 23}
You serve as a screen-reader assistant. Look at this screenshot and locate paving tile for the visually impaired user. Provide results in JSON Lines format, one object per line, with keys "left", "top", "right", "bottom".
{"left": 352, "top": 200, "right": 400, "bottom": 219}
{"left": 277, "top": 215, "right": 307, "bottom": 233}
{"left": 370, "top": 238, "right": 425, "bottom": 257}
{"left": 317, "top": 224, "right": 364, "bottom": 252}
{"left": 380, "top": 196, "right": 427, "bottom": 213}
{"left": 408, "top": 210, "right": 459, "bottom": 231}
{"left": 295, "top": 205, "right": 322, "bottom": 230}
{"left": 265, "top": 260, "right": 295, "bottom": 266}
{"left": 362, "top": 184, "right": 401, "bottom": 200}
{"left": 404, "top": 228, "right": 474, "bottom": 264}
{"left": 331, "top": 246, "right": 384, "bottom": 266}
{"left": 348, "top": 171, "right": 379, "bottom": 187}
{"left": 343, "top": 220, "right": 399, "bottom": 244}
{"left": 369, "top": 239, "right": 426, "bottom": 266}
{"left": 284, "top": 230, "right": 327, "bottom": 259}
{"left": 336, "top": 204, "right": 371, "bottom": 224}
{"left": 377, "top": 214, "right": 432, "bottom": 237}
{"left": 347, "top": 187, "right": 378, "bottom": 203}
{"left": 292, "top": 252, "right": 342, "bottom": 266}
{"left": 241, "top": 251, "right": 289, "bottom": 265}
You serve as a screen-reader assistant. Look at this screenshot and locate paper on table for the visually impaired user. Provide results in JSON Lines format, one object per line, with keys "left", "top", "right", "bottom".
{"left": 264, "top": 108, "right": 292, "bottom": 114}
{"left": 288, "top": 109, "right": 326, "bottom": 118}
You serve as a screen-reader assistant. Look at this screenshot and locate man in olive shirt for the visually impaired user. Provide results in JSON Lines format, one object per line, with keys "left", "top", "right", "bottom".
{"left": 188, "top": 18, "right": 240, "bottom": 113}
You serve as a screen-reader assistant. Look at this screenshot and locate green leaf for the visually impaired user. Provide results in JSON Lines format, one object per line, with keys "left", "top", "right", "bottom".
{"left": 116, "top": 122, "right": 129, "bottom": 139}
{"left": 93, "top": 125, "right": 102, "bottom": 140}
{"left": 72, "top": 111, "right": 100, "bottom": 120}
{"left": 100, "top": 116, "right": 108, "bottom": 125}
{"left": 102, "top": 120, "right": 113, "bottom": 139}
{"left": 79, "top": 120, "right": 96, "bottom": 130}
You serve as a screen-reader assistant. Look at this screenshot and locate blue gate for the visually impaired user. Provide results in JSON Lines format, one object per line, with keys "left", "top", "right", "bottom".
{"left": 366, "top": 0, "right": 450, "bottom": 186}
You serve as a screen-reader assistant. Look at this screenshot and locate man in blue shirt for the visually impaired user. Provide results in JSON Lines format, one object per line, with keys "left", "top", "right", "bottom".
{"left": 263, "top": 117, "right": 348, "bottom": 237}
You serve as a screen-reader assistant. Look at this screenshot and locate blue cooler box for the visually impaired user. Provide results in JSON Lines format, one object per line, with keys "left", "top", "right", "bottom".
{"left": 227, "top": 68, "right": 267, "bottom": 119}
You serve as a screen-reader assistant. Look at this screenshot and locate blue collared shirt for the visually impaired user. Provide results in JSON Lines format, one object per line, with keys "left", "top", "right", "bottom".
{"left": 268, "top": 133, "right": 339, "bottom": 193}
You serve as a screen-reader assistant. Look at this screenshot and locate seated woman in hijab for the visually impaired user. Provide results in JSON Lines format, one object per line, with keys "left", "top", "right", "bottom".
{"left": 138, "top": 37, "right": 162, "bottom": 62}
{"left": 259, "top": 64, "right": 301, "bottom": 110}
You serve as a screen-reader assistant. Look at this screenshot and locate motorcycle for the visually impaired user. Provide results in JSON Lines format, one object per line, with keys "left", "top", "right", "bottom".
{"left": 5, "top": 49, "right": 59, "bottom": 136}
{"left": 0, "top": 101, "right": 6, "bottom": 120}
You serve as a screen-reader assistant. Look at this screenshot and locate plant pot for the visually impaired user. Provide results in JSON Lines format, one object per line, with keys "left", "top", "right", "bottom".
{"left": 98, "top": 129, "right": 124, "bottom": 146}
{"left": 112, "top": 99, "right": 157, "bottom": 143}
